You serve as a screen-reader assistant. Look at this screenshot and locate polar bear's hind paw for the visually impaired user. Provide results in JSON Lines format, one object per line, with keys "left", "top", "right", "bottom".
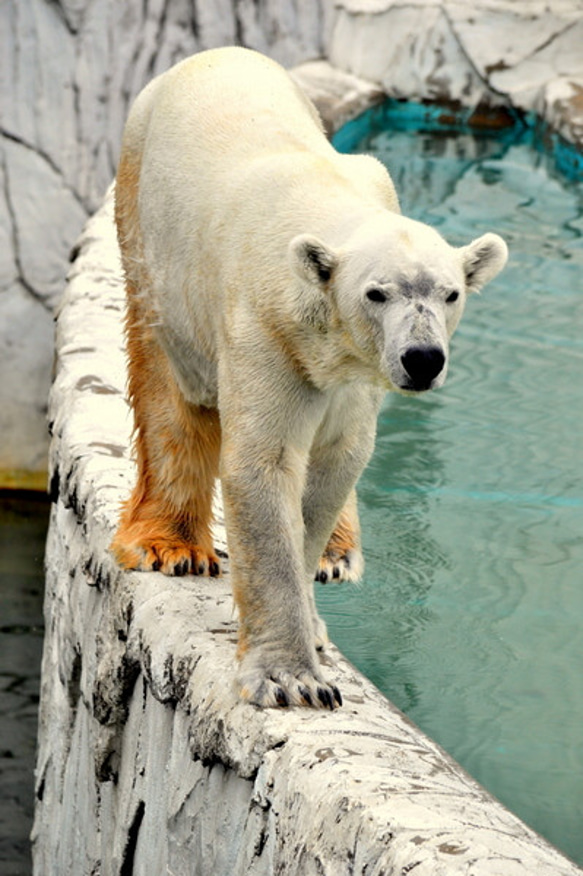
{"left": 112, "top": 530, "right": 221, "bottom": 578}
{"left": 315, "top": 547, "right": 364, "bottom": 584}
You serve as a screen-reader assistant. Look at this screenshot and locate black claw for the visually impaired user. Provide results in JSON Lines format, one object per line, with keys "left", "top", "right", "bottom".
{"left": 275, "top": 687, "right": 290, "bottom": 708}
{"left": 209, "top": 560, "right": 220, "bottom": 577}
{"left": 317, "top": 687, "right": 334, "bottom": 710}
{"left": 173, "top": 559, "right": 189, "bottom": 577}
{"left": 332, "top": 566, "right": 340, "bottom": 580}
{"left": 332, "top": 686, "right": 343, "bottom": 707}
{"left": 151, "top": 558, "right": 161, "bottom": 572}
{"left": 317, "top": 570, "right": 328, "bottom": 583}
{"left": 197, "top": 562, "right": 206, "bottom": 576}
{"left": 298, "top": 685, "right": 313, "bottom": 706}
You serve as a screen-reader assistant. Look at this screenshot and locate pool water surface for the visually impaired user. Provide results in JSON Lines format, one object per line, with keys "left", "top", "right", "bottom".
{"left": 316, "top": 111, "right": 583, "bottom": 864}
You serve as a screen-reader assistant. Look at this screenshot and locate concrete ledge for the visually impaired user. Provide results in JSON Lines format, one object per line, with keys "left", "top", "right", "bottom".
{"left": 34, "top": 69, "right": 583, "bottom": 874}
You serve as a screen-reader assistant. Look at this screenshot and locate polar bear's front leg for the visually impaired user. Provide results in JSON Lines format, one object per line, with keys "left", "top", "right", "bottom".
{"left": 219, "top": 365, "right": 343, "bottom": 709}
{"left": 221, "top": 451, "right": 342, "bottom": 710}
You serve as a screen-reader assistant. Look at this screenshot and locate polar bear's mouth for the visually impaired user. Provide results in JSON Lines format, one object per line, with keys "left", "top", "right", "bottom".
{"left": 399, "top": 382, "right": 439, "bottom": 395}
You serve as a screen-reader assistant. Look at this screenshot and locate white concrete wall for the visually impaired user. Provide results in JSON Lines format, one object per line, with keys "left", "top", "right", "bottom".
{"left": 33, "top": 140, "right": 583, "bottom": 875}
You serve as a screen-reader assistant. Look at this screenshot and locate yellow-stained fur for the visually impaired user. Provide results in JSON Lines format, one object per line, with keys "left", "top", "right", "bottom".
{"left": 112, "top": 150, "right": 222, "bottom": 577}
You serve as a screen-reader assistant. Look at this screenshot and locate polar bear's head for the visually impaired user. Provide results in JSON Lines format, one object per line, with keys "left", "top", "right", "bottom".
{"left": 290, "top": 215, "right": 508, "bottom": 393}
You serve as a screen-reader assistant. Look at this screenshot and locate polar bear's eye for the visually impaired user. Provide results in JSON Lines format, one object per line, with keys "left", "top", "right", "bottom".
{"left": 366, "top": 288, "right": 387, "bottom": 304}
{"left": 446, "top": 290, "right": 460, "bottom": 303}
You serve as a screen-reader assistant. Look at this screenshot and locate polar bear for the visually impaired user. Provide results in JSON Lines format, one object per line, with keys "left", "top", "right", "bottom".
{"left": 112, "top": 47, "right": 507, "bottom": 709}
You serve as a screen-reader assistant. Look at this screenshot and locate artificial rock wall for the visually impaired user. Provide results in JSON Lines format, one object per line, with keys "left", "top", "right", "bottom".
{"left": 2, "top": 0, "right": 583, "bottom": 476}
{"left": 33, "top": 58, "right": 583, "bottom": 876}
{"left": 329, "top": 0, "right": 583, "bottom": 144}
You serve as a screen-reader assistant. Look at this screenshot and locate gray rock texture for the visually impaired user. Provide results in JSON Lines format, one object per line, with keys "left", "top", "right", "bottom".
{"left": 33, "top": 179, "right": 583, "bottom": 874}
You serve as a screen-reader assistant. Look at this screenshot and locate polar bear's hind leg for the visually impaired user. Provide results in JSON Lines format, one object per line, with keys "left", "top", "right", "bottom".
{"left": 316, "top": 490, "right": 364, "bottom": 584}
{"left": 111, "top": 287, "right": 222, "bottom": 577}
{"left": 111, "top": 150, "right": 222, "bottom": 578}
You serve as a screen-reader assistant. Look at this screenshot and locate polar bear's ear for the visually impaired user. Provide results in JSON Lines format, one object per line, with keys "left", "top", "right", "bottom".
{"left": 289, "top": 234, "right": 339, "bottom": 286}
{"left": 461, "top": 233, "right": 508, "bottom": 293}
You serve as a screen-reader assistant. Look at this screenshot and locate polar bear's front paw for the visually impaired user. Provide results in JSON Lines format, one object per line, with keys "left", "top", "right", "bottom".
{"left": 112, "top": 528, "right": 221, "bottom": 577}
{"left": 237, "top": 665, "right": 342, "bottom": 710}
{"left": 315, "top": 547, "right": 364, "bottom": 584}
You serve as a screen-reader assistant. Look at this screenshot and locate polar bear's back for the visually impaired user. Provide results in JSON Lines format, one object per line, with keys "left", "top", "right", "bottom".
{"left": 129, "top": 47, "right": 328, "bottom": 171}
{"left": 122, "top": 46, "right": 399, "bottom": 238}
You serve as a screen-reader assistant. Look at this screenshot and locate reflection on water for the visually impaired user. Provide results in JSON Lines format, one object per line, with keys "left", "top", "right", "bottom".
{"left": 0, "top": 492, "right": 49, "bottom": 876}
{"left": 318, "top": 121, "right": 583, "bottom": 864}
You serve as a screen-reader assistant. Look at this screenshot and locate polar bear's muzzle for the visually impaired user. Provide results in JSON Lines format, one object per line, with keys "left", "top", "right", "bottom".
{"left": 399, "top": 344, "right": 446, "bottom": 392}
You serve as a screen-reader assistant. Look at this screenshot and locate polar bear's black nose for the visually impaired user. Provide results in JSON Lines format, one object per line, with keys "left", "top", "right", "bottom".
{"left": 401, "top": 346, "right": 445, "bottom": 390}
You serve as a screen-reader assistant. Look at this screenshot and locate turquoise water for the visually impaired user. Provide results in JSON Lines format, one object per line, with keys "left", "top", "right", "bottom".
{"left": 317, "top": 108, "right": 583, "bottom": 864}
